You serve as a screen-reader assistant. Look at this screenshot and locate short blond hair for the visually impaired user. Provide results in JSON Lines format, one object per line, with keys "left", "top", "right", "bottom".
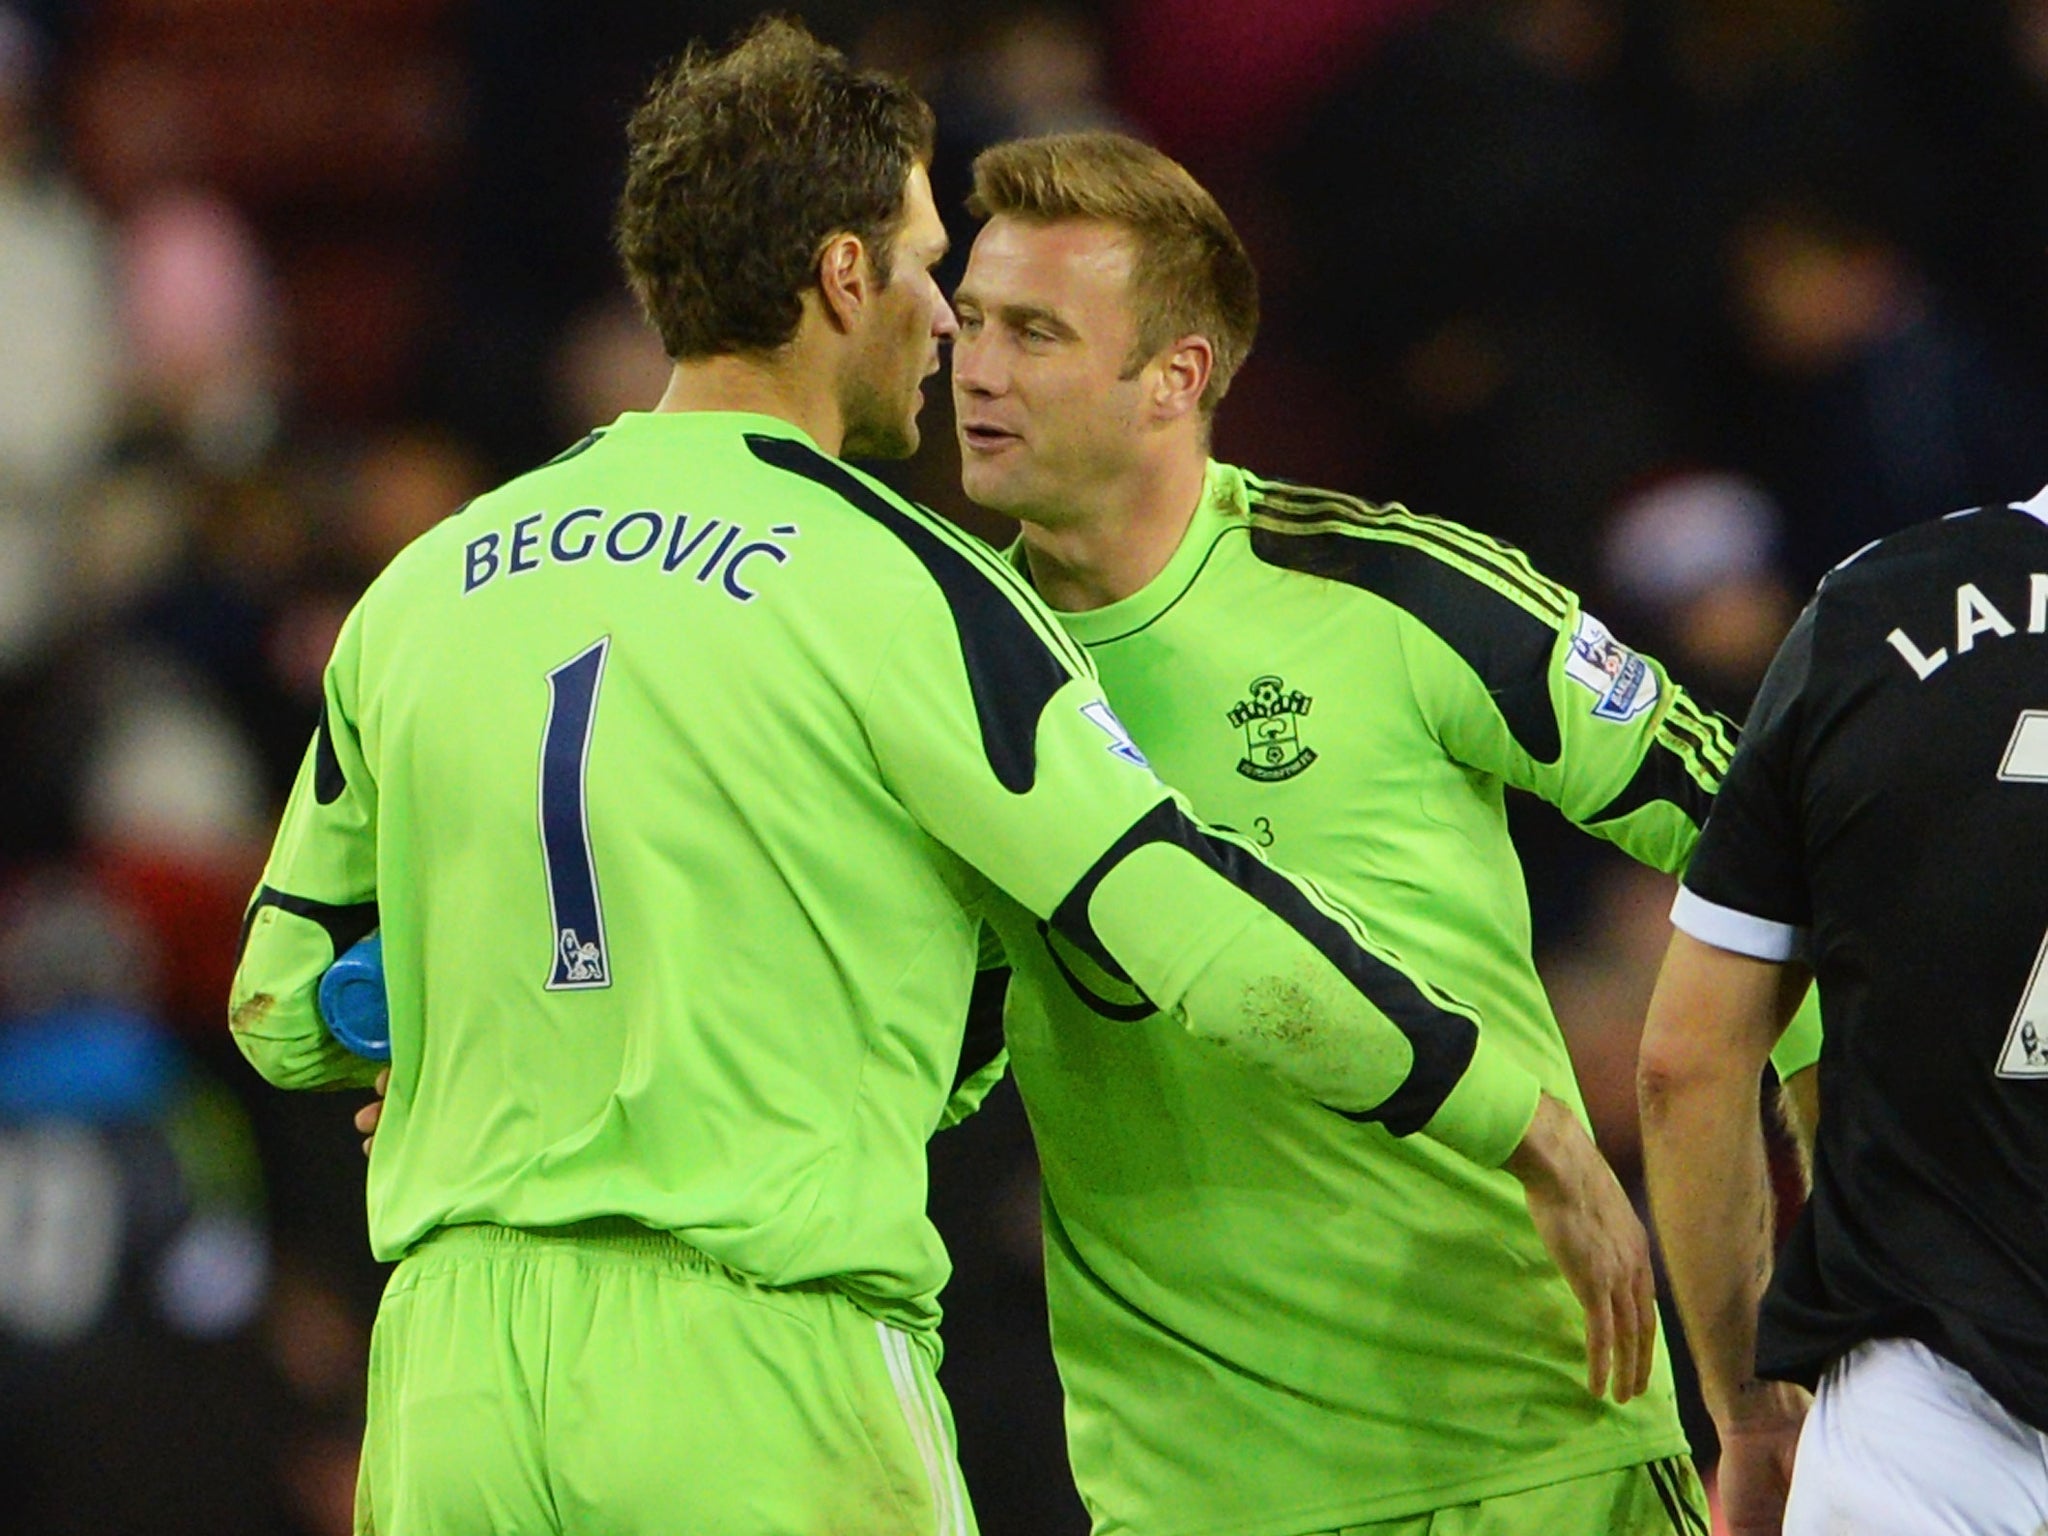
{"left": 968, "top": 132, "right": 1258, "bottom": 414}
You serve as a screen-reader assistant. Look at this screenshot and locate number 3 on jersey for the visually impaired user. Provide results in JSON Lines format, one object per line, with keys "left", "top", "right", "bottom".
{"left": 1996, "top": 709, "right": 2048, "bottom": 1076}
{"left": 540, "top": 638, "right": 612, "bottom": 990}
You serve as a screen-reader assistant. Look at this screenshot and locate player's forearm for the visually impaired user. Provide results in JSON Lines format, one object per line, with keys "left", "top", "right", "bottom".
{"left": 230, "top": 983, "right": 382, "bottom": 1090}
{"left": 1638, "top": 937, "right": 1788, "bottom": 1423}
{"left": 1084, "top": 845, "right": 1542, "bottom": 1167}
{"left": 1640, "top": 1057, "right": 1774, "bottom": 1420}
{"left": 231, "top": 902, "right": 382, "bottom": 1091}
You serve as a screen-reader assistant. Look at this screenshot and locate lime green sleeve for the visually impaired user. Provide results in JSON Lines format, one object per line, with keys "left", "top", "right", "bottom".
{"left": 864, "top": 563, "right": 1541, "bottom": 1166}
{"left": 1772, "top": 983, "right": 1824, "bottom": 1080}
{"left": 1413, "top": 592, "right": 1738, "bottom": 877}
{"left": 229, "top": 605, "right": 382, "bottom": 1091}
{"left": 938, "top": 1052, "right": 1010, "bottom": 1130}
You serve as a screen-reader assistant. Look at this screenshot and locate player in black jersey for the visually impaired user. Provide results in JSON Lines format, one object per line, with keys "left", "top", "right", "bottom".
{"left": 1637, "top": 488, "right": 2048, "bottom": 1534}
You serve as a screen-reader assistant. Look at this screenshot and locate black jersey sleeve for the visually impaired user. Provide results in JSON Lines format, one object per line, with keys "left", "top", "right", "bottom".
{"left": 1672, "top": 602, "right": 1817, "bottom": 961}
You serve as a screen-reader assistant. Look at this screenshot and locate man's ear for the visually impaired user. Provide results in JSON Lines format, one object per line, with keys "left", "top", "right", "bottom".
{"left": 1149, "top": 334, "right": 1215, "bottom": 424}
{"left": 817, "top": 232, "right": 870, "bottom": 333}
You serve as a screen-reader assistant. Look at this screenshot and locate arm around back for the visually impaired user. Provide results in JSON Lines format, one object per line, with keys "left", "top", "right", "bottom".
{"left": 858, "top": 544, "right": 1545, "bottom": 1165}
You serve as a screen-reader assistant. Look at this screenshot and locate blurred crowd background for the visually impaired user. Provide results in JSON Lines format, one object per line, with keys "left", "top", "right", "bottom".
{"left": 2, "top": 1, "right": 2045, "bottom": 1531}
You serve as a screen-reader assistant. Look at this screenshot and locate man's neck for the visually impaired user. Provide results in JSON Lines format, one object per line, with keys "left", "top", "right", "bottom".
{"left": 652, "top": 344, "right": 845, "bottom": 456}
{"left": 1019, "top": 447, "right": 1210, "bottom": 612}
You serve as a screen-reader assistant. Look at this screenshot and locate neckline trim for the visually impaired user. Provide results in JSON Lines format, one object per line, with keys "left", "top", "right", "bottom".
{"left": 1037, "top": 461, "right": 1242, "bottom": 646}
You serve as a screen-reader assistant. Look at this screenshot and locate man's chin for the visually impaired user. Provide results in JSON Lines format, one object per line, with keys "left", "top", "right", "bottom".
{"left": 958, "top": 460, "right": 1029, "bottom": 517}
{"left": 842, "top": 418, "right": 918, "bottom": 461}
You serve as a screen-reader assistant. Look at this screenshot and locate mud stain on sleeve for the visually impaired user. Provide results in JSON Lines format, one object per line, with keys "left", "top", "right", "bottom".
{"left": 230, "top": 993, "right": 276, "bottom": 1033}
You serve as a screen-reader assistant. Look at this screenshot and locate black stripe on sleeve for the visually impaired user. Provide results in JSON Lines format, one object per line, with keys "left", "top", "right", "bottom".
{"left": 1037, "top": 920, "right": 1158, "bottom": 1021}
{"left": 1253, "top": 483, "right": 1571, "bottom": 622}
{"left": 1664, "top": 695, "right": 1737, "bottom": 774}
{"left": 1656, "top": 701, "right": 1732, "bottom": 778}
{"left": 748, "top": 434, "right": 1069, "bottom": 795}
{"left": 1586, "top": 733, "right": 1717, "bottom": 829}
{"left": 313, "top": 713, "right": 347, "bottom": 805}
{"left": 236, "top": 886, "right": 380, "bottom": 968}
{"left": 1249, "top": 526, "right": 1565, "bottom": 764}
{"left": 1050, "top": 799, "right": 1479, "bottom": 1136}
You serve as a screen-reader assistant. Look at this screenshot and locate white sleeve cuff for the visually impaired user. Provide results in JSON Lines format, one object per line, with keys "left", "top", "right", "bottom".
{"left": 1670, "top": 886, "right": 1807, "bottom": 962}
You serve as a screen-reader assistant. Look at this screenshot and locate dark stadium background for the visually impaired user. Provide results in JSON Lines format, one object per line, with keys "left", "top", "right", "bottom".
{"left": 2, "top": 2, "right": 2043, "bottom": 1531}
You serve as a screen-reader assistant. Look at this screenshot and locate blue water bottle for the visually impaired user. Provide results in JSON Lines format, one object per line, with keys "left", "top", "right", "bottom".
{"left": 319, "top": 931, "right": 391, "bottom": 1061}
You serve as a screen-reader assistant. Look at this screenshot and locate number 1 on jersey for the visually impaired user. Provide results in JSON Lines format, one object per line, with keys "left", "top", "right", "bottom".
{"left": 541, "top": 638, "right": 612, "bottom": 990}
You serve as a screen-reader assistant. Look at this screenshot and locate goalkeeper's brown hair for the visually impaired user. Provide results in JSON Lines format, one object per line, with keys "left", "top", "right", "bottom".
{"left": 968, "top": 132, "right": 1259, "bottom": 414}
{"left": 615, "top": 17, "right": 935, "bottom": 360}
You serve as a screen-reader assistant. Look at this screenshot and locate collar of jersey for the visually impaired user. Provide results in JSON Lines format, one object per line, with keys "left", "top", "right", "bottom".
{"left": 603, "top": 409, "right": 822, "bottom": 450}
{"left": 1016, "top": 459, "right": 1248, "bottom": 646}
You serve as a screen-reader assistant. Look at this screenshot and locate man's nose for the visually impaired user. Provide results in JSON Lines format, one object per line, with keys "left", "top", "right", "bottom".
{"left": 951, "top": 331, "right": 998, "bottom": 395}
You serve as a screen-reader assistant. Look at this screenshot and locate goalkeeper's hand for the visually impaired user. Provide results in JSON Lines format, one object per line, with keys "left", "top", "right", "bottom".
{"left": 354, "top": 1068, "right": 390, "bottom": 1158}
{"left": 1504, "top": 1092, "right": 1658, "bottom": 1402}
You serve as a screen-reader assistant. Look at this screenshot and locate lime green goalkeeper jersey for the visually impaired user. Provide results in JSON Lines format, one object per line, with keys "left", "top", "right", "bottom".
{"left": 228, "top": 414, "right": 1546, "bottom": 1337}
{"left": 998, "top": 463, "right": 1735, "bottom": 1534}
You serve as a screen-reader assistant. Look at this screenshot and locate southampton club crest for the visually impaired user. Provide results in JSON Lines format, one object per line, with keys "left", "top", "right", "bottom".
{"left": 1229, "top": 675, "right": 1317, "bottom": 782}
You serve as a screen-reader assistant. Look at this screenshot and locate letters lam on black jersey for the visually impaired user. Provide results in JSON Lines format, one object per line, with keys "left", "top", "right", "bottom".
{"left": 1681, "top": 496, "right": 2048, "bottom": 1433}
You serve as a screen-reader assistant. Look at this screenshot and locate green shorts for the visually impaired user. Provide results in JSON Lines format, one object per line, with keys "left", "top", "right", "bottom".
{"left": 1331, "top": 1456, "right": 1709, "bottom": 1536}
{"left": 356, "top": 1220, "right": 977, "bottom": 1536}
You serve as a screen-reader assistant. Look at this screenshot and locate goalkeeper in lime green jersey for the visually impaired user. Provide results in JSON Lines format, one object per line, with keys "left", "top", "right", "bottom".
{"left": 952, "top": 133, "right": 1736, "bottom": 1536}
{"left": 227, "top": 25, "right": 1647, "bottom": 1536}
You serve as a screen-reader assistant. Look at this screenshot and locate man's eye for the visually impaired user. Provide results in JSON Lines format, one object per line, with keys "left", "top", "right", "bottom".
{"left": 1025, "top": 327, "right": 1057, "bottom": 344}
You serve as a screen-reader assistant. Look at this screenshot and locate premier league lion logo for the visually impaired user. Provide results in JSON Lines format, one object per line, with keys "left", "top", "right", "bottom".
{"left": 558, "top": 928, "right": 606, "bottom": 985}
